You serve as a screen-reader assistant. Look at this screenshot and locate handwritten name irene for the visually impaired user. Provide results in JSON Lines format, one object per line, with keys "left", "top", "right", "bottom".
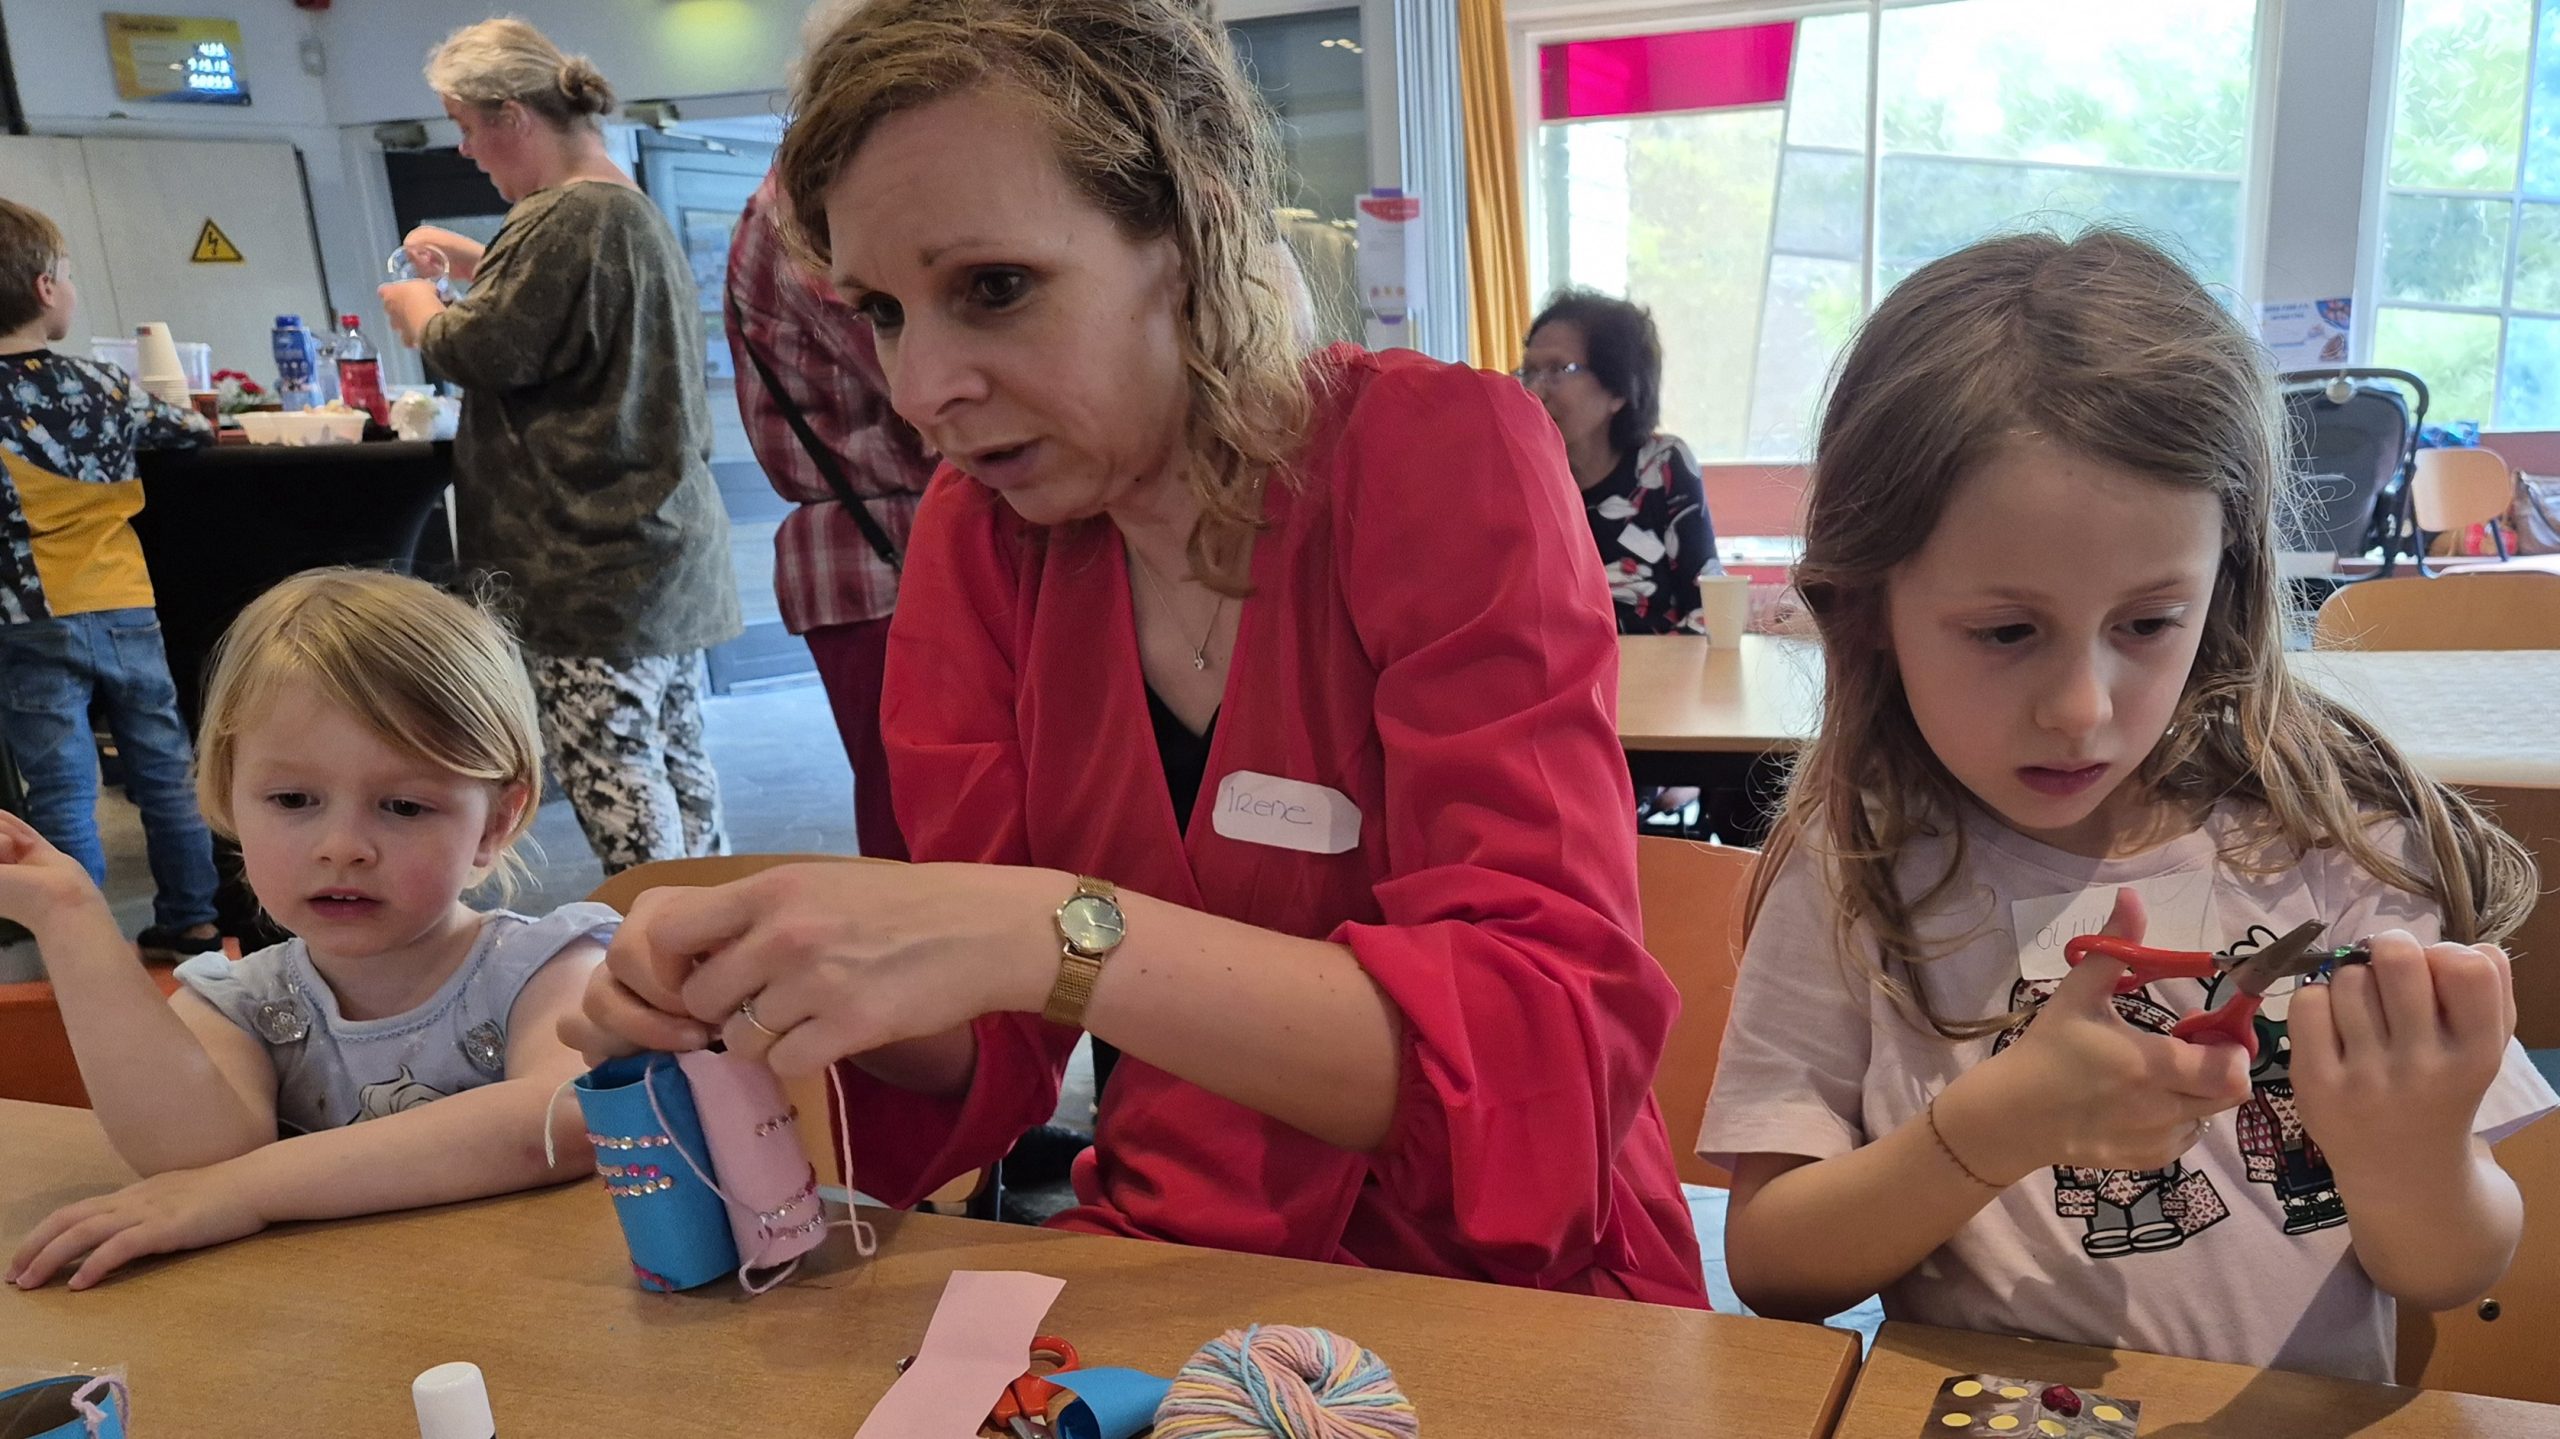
{"left": 1224, "top": 788, "right": 1313, "bottom": 826}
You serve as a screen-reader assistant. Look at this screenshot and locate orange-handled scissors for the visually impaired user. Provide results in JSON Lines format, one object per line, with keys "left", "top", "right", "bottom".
{"left": 985, "top": 1335, "right": 1081, "bottom": 1439}
{"left": 2064, "top": 920, "right": 2371, "bottom": 1059}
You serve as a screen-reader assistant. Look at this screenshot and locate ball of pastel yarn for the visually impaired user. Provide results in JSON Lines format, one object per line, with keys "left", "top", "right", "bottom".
{"left": 1153, "top": 1324, "right": 1421, "bottom": 1439}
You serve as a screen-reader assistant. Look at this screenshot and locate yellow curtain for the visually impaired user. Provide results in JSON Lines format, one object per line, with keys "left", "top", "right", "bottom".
{"left": 1458, "top": 0, "right": 1531, "bottom": 373}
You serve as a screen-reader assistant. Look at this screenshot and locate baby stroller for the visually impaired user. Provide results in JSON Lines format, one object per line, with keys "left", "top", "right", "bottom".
{"left": 2279, "top": 367, "right": 2428, "bottom": 577}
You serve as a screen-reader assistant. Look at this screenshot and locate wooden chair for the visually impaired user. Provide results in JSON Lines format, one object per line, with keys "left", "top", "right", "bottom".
{"left": 1635, "top": 836, "right": 1760, "bottom": 1188}
{"left": 2313, "top": 571, "right": 2560, "bottom": 651}
{"left": 2397, "top": 1114, "right": 2560, "bottom": 1401}
{"left": 582, "top": 853, "right": 990, "bottom": 1214}
{"left": 0, "top": 969, "right": 183, "bottom": 1108}
{"left": 2412, "top": 447, "right": 2516, "bottom": 573}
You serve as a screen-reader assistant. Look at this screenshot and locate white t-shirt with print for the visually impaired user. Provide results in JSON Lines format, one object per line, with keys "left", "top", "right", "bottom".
{"left": 1697, "top": 804, "right": 2556, "bottom": 1382}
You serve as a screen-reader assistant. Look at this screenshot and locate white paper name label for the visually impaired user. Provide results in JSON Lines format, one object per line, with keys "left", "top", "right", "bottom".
{"left": 1210, "top": 770, "right": 1362, "bottom": 855}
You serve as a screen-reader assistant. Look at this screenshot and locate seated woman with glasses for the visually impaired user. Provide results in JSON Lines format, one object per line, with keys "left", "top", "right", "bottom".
{"left": 1518, "top": 290, "right": 1721, "bottom": 636}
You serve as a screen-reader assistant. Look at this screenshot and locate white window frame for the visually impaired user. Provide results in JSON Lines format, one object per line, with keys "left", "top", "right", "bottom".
{"left": 2356, "top": 0, "right": 2560, "bottom": 420}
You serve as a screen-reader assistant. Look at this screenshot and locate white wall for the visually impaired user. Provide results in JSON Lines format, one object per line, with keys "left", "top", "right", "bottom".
{"left": 0, "top": 0, "right": 383, "bottom": 379}
{"left": 314, "top": 0, "right": 812, "bottom": 127}
{"left": 0, "top": 0, "right": 331, "bottom": 132}
{"left": 2256, "top": 0, "right": 2393, "bottom": 316}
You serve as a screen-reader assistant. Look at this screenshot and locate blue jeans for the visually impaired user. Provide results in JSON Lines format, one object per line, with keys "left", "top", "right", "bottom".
{"left": 0, "top": 609, "right": 218, "bottom": 930}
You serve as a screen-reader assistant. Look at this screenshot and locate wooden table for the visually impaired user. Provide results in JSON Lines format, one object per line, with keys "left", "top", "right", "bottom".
{"left": 1834, "top": 1322, "right": 2560, "bottom": 1438}
{"left": 0, "top": 1100, "right": 1857, "bottom": 1436}
{"left": 1618, "top": 639, "right": 2560, "bottom": 791}
{"left": 1617, "top": 634, "right": 1825, "bottom": 756}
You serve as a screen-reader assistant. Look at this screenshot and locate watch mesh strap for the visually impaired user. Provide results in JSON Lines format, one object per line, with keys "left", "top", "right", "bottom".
{"left": 1041, "top": 951, "right": 1104, "bottom": 1026}
{"left": 1042, "top": 876, "right": 1118, "bottom": 1027}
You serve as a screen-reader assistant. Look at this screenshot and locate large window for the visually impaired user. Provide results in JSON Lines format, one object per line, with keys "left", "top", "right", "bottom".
{"left": 2372, "top": 0, "right": 2558, "bottom": 428}
{"left": 1533, "top": 1, "right": 2263, "bottom": 462}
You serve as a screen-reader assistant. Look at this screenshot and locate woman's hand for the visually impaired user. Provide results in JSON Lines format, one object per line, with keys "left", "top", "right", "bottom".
{"left": 0, "top": 811, "right": 111, "bottom": 941}
{"left": 560, "top": 862, "right": 1061, "bottom": 1078}
{"left": 1941, "top": 887, "right": 2254, "bottom": 1183}
{"left": 2289, "top": 930, "right": 2513, "bottom": 1181}
{"left": 8, "top": 1166, "right": 265, "bottom": 1290}
{"left": 377, "top": 281, "right": 445, "bottom": 348}
{"left": 402, "top": 225, "right": 485, "bottom": 282}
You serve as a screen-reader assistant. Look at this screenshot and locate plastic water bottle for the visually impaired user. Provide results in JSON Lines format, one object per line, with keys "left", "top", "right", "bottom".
{"left": 271, "top": 315, "right": 318, "bottom": 413}
{"left": 335, "top": 313, "right": 387, "bottom": 427}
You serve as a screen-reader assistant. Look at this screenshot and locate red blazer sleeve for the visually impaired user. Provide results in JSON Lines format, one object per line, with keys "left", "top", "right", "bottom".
{"left": 840, "top": 472, "right": 1074, "bottom": 1205}
{"left": 1327, "top": 361, "right": 1679, "bottom": 1289}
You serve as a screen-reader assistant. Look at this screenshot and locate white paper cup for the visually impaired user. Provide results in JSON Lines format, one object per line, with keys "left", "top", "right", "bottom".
{"left": 1697, "top": 573, "right": 1753, "bottom": 646}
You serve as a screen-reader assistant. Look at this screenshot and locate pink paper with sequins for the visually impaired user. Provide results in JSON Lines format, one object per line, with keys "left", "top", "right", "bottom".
{"left": 673, "top": 1048, "right": 827, "bottom": 1272}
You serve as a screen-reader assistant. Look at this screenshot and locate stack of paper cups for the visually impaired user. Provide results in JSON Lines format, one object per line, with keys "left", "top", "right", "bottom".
{"left": 132, "top": 323, "right": 190, "bottom": 408}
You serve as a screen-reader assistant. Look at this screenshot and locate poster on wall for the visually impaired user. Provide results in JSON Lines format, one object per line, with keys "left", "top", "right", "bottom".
{"left": 2259, "top": 297, "right": 2352, "bottom": 372}
{"left": 105, "top": 13, "right": 251, "bottom": 106}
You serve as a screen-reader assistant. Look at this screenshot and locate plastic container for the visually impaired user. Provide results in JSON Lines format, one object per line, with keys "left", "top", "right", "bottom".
{"left": 235, "top": 411, "right": 367, "bottom": 446}
{"left": 92, "top": 338, "right": 210, "bottom": 392}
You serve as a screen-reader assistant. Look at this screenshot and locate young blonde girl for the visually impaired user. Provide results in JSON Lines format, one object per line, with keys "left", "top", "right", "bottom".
{"left": 1700, "top": 229, "right": 2553, "bottom": 1382}
{"left": 3, "top": 568, "right": 613, "bottom": 1289}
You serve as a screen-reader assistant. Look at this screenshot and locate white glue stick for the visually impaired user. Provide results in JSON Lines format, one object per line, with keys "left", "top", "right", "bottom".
{"left": 413, "top": 1361, "right": 497, "bottom": 1439}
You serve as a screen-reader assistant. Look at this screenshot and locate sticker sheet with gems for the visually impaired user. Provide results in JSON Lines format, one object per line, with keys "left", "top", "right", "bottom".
{"left": 1923, "top": 1374, "right": 2140, "bottom": 1437}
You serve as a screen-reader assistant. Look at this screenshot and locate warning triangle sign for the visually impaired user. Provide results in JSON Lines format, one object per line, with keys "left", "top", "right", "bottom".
{"left": 190, "top": 219, "right": 243, "bottom": 264}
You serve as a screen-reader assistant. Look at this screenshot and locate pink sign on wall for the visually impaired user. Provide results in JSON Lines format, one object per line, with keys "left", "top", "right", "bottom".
{"left": 1539, "top": 22, "right": 1798, "bottom": 123}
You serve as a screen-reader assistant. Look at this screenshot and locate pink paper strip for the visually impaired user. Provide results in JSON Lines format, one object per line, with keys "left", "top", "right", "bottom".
{"left": 854, "top": 1270, "right": 1067, "bottom": 1439}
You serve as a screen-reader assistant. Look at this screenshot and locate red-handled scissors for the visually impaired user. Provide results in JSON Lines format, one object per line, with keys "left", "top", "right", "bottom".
{"left": 986, "top": 1335, "right": 1081, "bottom": 1439}
{"left": 2063, "top": 920, "right": 2372, "bottom": 1058}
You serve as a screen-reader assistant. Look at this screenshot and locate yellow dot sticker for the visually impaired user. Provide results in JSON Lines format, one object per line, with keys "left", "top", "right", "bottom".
{"left": 1990, "top": 1417, "right": 2021, "bottom": 1432}
{"left": 1952, "top": 1381, "right": 1985, "bottom": 1398}
{"left": 2094, "top": 1405, "right": 2125, "bottom": 1423}
{"left": 1942, "top": 1414, "right": 1974, "bottom": 1428}
{"left": 1999, "top": 1387, "right": 2030, "bottom": 1399}
{"left": 2039, "top": 1423, "right": 2069, "bottom": 1438}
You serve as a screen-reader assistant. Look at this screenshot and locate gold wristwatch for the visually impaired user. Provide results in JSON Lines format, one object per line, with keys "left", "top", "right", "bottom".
{"left": 1042, "top": 876, "right": 1125, "bottom": 1026}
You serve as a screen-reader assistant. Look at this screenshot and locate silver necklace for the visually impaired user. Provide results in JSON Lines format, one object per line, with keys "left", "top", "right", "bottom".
{"left": 1133, "top": 556, "right": 1225, "bottom": 670}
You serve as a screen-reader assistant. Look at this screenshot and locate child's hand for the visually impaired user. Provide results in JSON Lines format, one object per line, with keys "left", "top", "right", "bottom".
{"left": 2288, "top": 930, "right": 2512, "bottom": 1181}
{"left": 6, "top": 1166, "right": 266, "bottom": 1290}
{"left": 1947, "top": 887, "right": 2254, "bottom": 1183}
{"left": 0, "top": 811, "right": 108, "bottom": 934}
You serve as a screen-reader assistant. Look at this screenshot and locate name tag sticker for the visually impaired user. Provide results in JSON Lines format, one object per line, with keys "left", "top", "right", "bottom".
{"left": 1617, "top": 524, "right": 1668, "bottom": 564}
{"left": 2010, "top": 869, "right": 2213, "bottom": 982}
{"left": 1211, "top": 770, "right": 1362, "bottom": 855}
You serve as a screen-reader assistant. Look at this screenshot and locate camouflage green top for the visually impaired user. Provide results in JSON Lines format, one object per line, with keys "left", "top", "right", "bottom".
{"left": 421, "top": 181, "right": 741, "bottom": 658}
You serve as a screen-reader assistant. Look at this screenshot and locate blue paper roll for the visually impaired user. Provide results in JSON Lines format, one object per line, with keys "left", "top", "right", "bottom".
{"left": 0, "top": 1375, "right": 126, "bottom": 1439}
{"left": 1048, "top": 1367, "right": 1174, "bottom": 1439}
{"left": 572, "top": 1054, "right": 739, "bottom": 1291}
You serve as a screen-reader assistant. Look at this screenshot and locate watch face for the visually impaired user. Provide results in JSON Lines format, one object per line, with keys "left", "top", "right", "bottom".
{"left": 1059, "top": 893, "right": 1125, "bottom": 953}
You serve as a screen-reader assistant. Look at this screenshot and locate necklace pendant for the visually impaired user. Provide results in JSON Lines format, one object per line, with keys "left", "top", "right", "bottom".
{"left": 1191, "top": 652, "right": 1208, "bottom": 671}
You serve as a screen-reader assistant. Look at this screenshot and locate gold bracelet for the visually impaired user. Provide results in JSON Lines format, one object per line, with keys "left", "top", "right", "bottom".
{"left": 1926, "top": 1096, "right": 2003, "bottom": 1191}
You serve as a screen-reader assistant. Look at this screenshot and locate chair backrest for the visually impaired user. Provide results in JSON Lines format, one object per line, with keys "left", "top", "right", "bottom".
{"left": 0, "top": 969, "right": 184, "bottom": 1108}
{"left": 2398, "top": 1114, "right": 2560, "bottom": 1401}
{"left": 585, "top": 853, "right": 857, "bottom": 916}
{"left": 0, "top": 981, "right": 91, "bottom": 1107}
{"left": 1635, "top": 836, "right": 1759, "bottom": 1188}
{"left": 2413, "top": 447, "right": 2517, "bottom": 534}
{"left": 2313, "top": 571, "right": 2560, "bottom": 651}
{"left": 2282, "top": 380, "right": 2413, "bottom": 555}
{"left": 586, "top": 854, "right": 877, "bottom": 1188}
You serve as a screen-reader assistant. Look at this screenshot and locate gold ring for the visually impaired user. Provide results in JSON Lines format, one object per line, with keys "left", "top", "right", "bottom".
{"left": 736, "top": 997, "right": 785, "bottom": 1042}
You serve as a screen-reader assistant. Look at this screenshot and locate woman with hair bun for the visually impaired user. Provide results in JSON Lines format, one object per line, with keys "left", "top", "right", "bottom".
{"left": 381, "top": 18, "right": 741, "bottom": 878}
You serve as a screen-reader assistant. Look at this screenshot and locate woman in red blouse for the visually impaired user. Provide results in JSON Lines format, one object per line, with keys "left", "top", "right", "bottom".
{"left": 567, "top": 0, "right": 1706, "bottom": 1307}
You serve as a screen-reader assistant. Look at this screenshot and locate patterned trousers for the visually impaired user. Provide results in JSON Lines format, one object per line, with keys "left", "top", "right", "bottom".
{"left": 527, "top": 651, "right": 730, "bottom": 876}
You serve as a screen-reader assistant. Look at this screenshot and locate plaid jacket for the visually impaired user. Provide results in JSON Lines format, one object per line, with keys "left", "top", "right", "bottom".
{"left": 723, "top": 177, "right": 933, "bottom": 632}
